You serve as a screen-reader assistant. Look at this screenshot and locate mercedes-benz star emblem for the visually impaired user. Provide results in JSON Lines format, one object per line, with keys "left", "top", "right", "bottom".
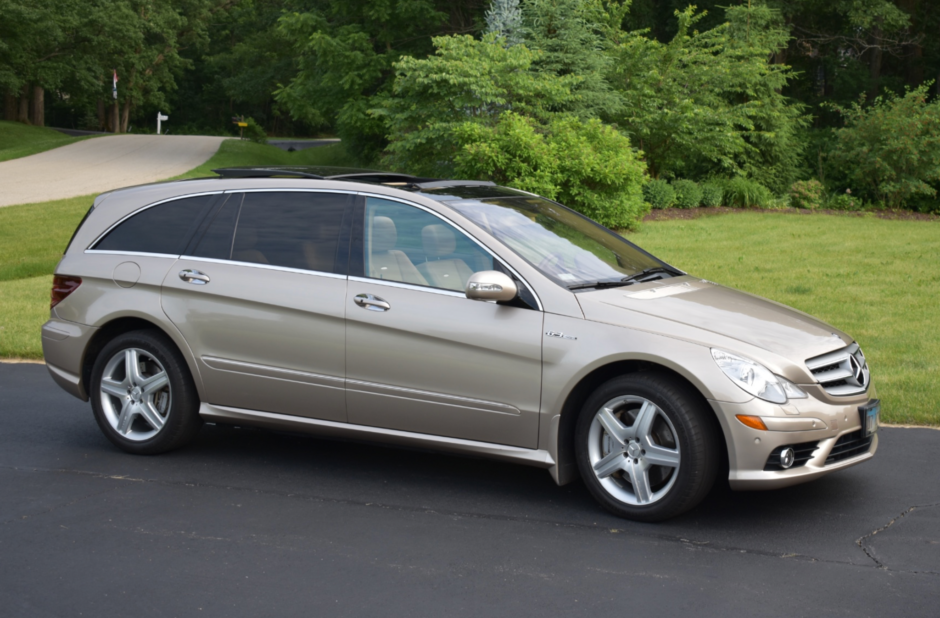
{"left": 848, "top": 355, "right": 865, "bottom": 386}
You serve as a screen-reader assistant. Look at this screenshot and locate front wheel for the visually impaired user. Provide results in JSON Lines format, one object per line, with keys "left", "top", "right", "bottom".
{"left": 575, "top": 373, "right": 719, "bottom": 522}
{"left": 90, "top": 330, "right": 202, "bottom": 455}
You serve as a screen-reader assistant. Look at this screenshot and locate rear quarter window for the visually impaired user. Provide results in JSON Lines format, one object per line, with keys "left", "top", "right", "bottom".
{"left": 92, "top": 195, "right": 215, "bottom": 255}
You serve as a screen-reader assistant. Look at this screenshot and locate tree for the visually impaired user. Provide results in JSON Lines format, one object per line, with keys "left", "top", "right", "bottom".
{"left": 375, "top": 32, "right": 574, "bottom": 176}
{"left": 274, "top": 0, "right": 471, "bottom": 163}
{"left": 522, "top": 0, "right": 622, "bottom": 119}
{"left": 606, "top": 3, "right": 807, "bottom": 192}
{"left": 486, "top": 0, "right": 523, "bottom": 47}
{"left": 827, "top": 84, "right": 940, "bottom": 208}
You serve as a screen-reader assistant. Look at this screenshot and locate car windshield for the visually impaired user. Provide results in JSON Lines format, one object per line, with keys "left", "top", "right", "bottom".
{"left": 447, "top": 196, "right": 665, "bottom": 288}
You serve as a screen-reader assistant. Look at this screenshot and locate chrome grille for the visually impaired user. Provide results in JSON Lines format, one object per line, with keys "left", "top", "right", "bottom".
{"left": 805, "top": 343, "right": 870, "bottom": 396}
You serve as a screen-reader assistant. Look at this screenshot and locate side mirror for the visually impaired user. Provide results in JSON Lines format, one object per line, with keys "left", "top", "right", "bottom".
{"left": 466, "top": 271, "right": 518, "bottom": 302}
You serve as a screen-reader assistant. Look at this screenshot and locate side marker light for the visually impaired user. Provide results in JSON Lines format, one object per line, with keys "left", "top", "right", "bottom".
{"left": 735, "top": 415, "right": 768, "bottom": 431}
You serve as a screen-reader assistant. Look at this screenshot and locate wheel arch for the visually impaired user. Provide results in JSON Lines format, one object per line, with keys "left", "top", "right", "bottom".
{"left": 80, "top": 315, "right": 203, "bottom": 400}
{"left": 552, "top": 358, "right": 731, "bottom": 486}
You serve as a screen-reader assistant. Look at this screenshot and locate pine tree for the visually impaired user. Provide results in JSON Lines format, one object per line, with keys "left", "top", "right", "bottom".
{"left": 522, "top": 0, "right": 622, "bottom": 119}
{"left": 485, "top": 0, "right": 523, "bottom": 47}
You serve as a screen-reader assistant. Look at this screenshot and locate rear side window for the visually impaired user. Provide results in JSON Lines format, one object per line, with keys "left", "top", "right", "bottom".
{"left": 191, "top": 191, "right": 350, "bottom": 274}
{"left": 93, "top": 195, "right": 214, "bottom": 255}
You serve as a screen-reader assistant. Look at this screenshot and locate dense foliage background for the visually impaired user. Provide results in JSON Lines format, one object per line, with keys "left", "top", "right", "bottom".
{"left": 2, "top": 0, "right": 938, "bottom": 226}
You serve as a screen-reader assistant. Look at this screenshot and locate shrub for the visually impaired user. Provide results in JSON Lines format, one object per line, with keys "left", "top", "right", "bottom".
{"left": 454, "top": 112, "right": 650, "bottom": 230}
{"left": 827, "top": 85, "right": 940, "bottom": 209}
{"left": 722, "top": 177, "right": 773, "bottom": 208}
{"left": 700, "top": 182, "right": 724, "bottom": 207}
{"left": 643, "top": 179, "right": 676, "bottom": 209}
{"left": 789, "top": 179, "right": 825, "bottom": 210}
{"left": 243, "top": 117, "right": 268, "bottom": 144}
{"left": 671, "top": 179, "right": 702, "bottom": 208}
{"left": 827, "top": 191, "right": 863, "bottom": 211}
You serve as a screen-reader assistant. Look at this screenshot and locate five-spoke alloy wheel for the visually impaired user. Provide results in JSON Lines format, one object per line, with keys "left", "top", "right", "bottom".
{"left": 90, "top": 330, "right": 201, "bottom": 454}
{"left": 576, "top": 373, "right": 719, "bottom": 522}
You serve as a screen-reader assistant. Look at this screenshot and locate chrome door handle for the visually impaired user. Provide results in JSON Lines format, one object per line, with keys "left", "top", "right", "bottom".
{"left": 179, "top": 269, "right": 210, "bottom": 285}
{"left": 354, "top": 293, "right": 390, "bottom": 312}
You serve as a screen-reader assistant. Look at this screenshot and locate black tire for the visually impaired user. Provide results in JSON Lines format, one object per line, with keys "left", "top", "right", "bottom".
{"left": 575, "top": 372, "right": 719, "bottom": 522}
{"left": 89, "top": 329, "right": 202, "bottom": 455}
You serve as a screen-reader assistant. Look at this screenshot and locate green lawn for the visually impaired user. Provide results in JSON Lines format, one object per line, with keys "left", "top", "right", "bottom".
{"left": 0, "top": 276, "right": 51, "bottom": 358}
{"left": 0, "top": 121, "right": 98, "bottom": 162}
{"left": 626, "top": 212, "right": 940, "bottom": 426}
{"left": 171, "top": 139, "right": 359, "bottom": 180}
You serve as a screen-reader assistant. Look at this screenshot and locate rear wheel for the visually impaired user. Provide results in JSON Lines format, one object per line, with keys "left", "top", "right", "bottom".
{"left": 575, "top": 373, "right": 719, "bottom": 522}
{"left": 90, "top": 330, "right": 201, "bottom": 454}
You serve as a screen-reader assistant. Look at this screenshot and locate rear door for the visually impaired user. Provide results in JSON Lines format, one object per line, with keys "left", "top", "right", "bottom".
{"left": 344, "top": 196, "right": 543, "bottom": 448}
{"left": 161, "top": 190, "right": 353, "bottom": 422}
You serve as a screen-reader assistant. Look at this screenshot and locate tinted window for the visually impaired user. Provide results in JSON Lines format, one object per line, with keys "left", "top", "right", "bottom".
{"left": 94, "top": 195, "right": 214, "bottom": 254}
{"left": 191, "top": 194, "right": 241, "bottom": 260}
{"left": 199, "top": 192, "right": 349, "bottom": 273}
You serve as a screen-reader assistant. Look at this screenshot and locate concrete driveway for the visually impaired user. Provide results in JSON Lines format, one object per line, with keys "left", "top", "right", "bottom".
{"left": 0, "top": 134, "right": 226, "bottom": 207}
{"left": 0, "top": 362, "right": 937, "bottom": 616}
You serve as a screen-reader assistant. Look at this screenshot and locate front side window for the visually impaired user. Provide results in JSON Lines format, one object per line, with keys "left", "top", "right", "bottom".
{"left": 191, "top": 192, "right": 350, "bottom": 274}
{"left": 363, "top": 197, "right": 495, "bottom": 292}
{"left": 448, "top": 196, "right": 664, "bottom": 288}
{"left": 93, "top": 195, "right": 214, "bottom": 255}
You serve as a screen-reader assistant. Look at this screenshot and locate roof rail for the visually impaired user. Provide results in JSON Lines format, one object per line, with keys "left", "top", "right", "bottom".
{"left": 212, "top": 167, "right": 325, "bottom": 179}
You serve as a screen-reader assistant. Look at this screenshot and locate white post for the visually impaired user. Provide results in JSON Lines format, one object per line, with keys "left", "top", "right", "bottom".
{"left": 156, "top": 112, "right": 168, "bottom": 134}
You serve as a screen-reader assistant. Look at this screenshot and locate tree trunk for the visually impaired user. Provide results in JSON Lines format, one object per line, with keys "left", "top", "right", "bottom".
{"left": 120, "top": 102, "right": 131, "bottom": 133}
{"left": 3, "top": 91, "right": 16, "bottom": 121}
{"left": 17, "top": 84, "right": 30, "bottom": 124}
{"left": 97, "top": 99, "right": 106, "bottom": 131}
{"left": 868, "top": 23, "right": 883, "bottom": 101}
{"left": 30, "top": 85, "right": 44, "bottom": 127}
{"left": 112, "top": 100, "right": 120, "bottom": 133}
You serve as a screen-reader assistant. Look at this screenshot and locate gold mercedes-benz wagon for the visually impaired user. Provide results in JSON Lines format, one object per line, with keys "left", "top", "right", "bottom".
{"left": 42, "top": 167, "right": 879, "bottom": 521}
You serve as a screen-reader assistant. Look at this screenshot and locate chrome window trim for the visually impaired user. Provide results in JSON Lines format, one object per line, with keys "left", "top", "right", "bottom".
{"left": 88, "top": 191, "right": 224, "bottom": 250}
{"left": 180, "top": 255, "right": 347, "bottom": 280}
{"left": 83, "top": 250, "right": 180, "bottom": 259}
{"left": 349, "top": 275, "right": 465, "bottom": 298}
{"left": 223, "top": 188, "right": 359, "bottom": 195}
{"left": 355, "top": 191, "right": 544, "bottom": 311}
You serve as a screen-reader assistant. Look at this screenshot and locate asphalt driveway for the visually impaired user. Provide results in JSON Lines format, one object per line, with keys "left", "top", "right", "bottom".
{"left": 0, "top": 362, "right": 937, "bottom": 616}
{"left": 0, "top": 135, "right": 226, "bottom": 207}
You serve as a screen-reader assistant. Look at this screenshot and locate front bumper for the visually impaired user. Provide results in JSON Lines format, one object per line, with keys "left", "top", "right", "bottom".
{"left": 710, "top": 392, "right": 878, "bottom": 490}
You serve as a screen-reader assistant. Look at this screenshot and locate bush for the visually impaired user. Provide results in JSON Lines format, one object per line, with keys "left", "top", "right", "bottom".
{"left": 789, "top": 179, "right": 825, "bottom": 210}
{"left": 243, "top": 117, "right": 268, "bottom": 144}
{"left": 700, "top": 182, "right": 724, "bottom": 207}
{"left": 827, "top": 85, "right": 940, "bottom": 209}
{"left": 643, "top": 179, "right": 676, "bottom": 209}
{"left": 454, "top": 112, "right": 650, "bottom": 230}
{"left": 671, "top": 179, "right": 702, "bottom": 208}
{"left": 827, "top": 191, "right": 863, "bottom": 211}
{"left": 721, "top": 178, "right": 773, "bottom": 208}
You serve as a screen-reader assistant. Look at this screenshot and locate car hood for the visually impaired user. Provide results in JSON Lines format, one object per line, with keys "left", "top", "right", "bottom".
{"left": 577, "top": 277, "right": 851, "bottom": 362}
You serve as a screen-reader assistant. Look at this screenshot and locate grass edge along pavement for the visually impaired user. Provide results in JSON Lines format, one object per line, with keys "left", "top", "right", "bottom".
{"left": 1, "top": 140, "right": 937, "bottom": 426}
{"left": 0, "top": 121, "right": 99, "bottom": 163}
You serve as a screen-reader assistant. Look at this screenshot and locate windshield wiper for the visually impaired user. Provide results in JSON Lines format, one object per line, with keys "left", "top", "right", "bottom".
{"left": 567, "top": 266, "right": 683, "bottom": 291}
{"left": 567, "top": 280, "right": 636, "bottom": 291}
{"left": 619, "top": 266, "right": 683, "bottom": 284}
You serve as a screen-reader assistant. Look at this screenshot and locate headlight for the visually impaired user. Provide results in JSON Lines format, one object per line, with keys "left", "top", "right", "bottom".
{"left": 711, "top": 349, "right": 807, "bottom": 404}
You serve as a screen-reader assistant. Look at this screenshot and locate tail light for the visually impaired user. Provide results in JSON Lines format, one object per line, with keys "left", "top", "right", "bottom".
{"left": 51, "top": 275, "right": 82, "bottom": 308}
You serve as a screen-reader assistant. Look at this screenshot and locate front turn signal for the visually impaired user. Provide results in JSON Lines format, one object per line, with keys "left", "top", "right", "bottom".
{"left": 736, "top": 415, "right": 768, "bottom": 431}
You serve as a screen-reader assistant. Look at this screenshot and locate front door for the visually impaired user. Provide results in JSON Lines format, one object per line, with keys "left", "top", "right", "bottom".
{"left": 162, "top": 190, "right": 353, "bottom": 422}
{"left": 344, "top": 196, "right": 543, "bottom": 448}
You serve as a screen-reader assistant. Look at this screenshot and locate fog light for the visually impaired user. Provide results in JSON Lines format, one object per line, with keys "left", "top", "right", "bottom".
{"left": 779, "top": 447, "right": 796, "bottom": 469}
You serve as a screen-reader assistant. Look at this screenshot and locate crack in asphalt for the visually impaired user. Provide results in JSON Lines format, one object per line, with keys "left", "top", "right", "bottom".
{"left": 4, "top": 464, "right": 938, "bottom": 577}
{"left": 856, "top": 502, "right": 940, "bottom": 575}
